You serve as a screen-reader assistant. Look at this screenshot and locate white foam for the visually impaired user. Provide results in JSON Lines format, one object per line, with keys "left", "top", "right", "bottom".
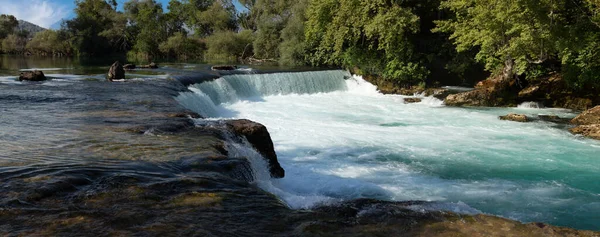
{"left": 178, "top": 72, "right": 600, "bottom": 229}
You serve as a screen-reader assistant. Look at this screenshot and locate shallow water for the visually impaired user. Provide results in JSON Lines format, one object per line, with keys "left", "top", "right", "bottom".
{"left": 179, "top": 72, "right": 600, "bottom": 230}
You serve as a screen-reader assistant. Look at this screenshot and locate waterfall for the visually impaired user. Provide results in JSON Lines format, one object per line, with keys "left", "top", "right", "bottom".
{"left": 176, "top": 70, "right": 351, "bottom": 117}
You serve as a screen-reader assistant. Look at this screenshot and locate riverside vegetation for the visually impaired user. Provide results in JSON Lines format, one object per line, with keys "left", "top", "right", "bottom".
{"left": 0, "top": 0, "right": 599, "bottom": 91}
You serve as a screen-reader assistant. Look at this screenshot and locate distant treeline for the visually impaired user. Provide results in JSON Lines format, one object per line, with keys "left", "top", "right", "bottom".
{"left": 0, "top": 0, "right": 599, "bottom": 88}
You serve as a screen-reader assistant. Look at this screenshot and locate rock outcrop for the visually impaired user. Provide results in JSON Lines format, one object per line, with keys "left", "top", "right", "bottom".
{"left": 107, "top": 61, "right": 125, "bottom": 81}
{"left": 445, "top": 75, "right": 519, "bottom": 107}
{"left": 403, "top": 98, "right": 422, "bottom": 104}
{"left": 225, "top": 119, "right": 285, "bottom": 178}
{"left": 570, "top": 106, "right": 600, "bottom": 140}
{"left": 517, "top": 74, "right": 596, "bottom": 111}
{"left": 499, "top": 113, "right": 529, "bottom": 122}
{"left": 18, "top": 70, "right": 46, "bottom": 81}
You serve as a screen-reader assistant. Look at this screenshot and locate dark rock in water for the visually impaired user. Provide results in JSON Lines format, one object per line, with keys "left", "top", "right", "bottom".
{"left": 123, "top": 64, "right": 136, "bottom": 70}
{"left": 139, "top": 63, "right": 158, "bottom": 69}
{"left": 425, "top": 88, "right": 455, "bottom": 101}
{"left": 404, "top": 98, "right": 422, "bottom": 104}
{"left": 107, "top": 61, "right": 125, "bottom": 81}
{"left": 212, "top": 65, "right": 238, "bottom": 71}
{"left": 538, "top": 115, "right": 570, "bottom": 124}
{"left": 499, "top": 113, "right": 529, "bottom": 122}
{"left": 225, "top": 119, "right": 285, "bottom": 178}
{"left": 18, "top": 70, "right": 46, "bottom": 81}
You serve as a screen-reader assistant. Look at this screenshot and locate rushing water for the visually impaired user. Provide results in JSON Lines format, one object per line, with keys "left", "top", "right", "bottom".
{"left": 177, "top": 70, "right": 600, "bottom": 230}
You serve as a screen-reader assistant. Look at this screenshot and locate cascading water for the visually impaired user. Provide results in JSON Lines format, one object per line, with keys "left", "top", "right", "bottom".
{"left": 177, "top": 70, "right": 600, "bottom": 231}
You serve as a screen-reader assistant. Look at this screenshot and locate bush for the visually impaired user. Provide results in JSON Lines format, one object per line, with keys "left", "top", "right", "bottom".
{"left": 204, "top": 30, "right": 253, "bottom": 62}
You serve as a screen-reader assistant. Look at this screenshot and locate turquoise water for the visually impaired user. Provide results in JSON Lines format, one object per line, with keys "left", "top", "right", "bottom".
{"left": 179, "top": 71, "right": 600, "bottom": 230}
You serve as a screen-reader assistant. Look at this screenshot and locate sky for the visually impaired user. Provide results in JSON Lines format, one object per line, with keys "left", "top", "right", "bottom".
{"left": 0, "top": 0, "right": 244, "bottom": 29}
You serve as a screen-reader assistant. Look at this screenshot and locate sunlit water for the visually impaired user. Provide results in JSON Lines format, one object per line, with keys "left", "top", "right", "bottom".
{"left": 178, "top": 70, "right": 600, "bottom": 230}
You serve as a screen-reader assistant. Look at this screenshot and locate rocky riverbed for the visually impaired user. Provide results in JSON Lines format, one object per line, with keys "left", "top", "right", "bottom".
{"left": 1, "top": 68, "right": 599, "bottom": 236}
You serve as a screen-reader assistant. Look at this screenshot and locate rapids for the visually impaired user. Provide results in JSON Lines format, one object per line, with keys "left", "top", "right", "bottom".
{"left": 177, "top": 70, "right": 600, "bottom": 230}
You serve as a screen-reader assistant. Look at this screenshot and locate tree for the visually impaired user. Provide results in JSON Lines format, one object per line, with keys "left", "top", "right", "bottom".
{"left": 279, "top": 0, "right": 309, "bottom": 65}
{"left": 205, "top": 30, "right": 253, "bottom": 62}
{"left": 305, "top": 0, "right": 426, "bottom": 84}
{"left": 0, "top": 14, "right": 18, "bottom": 39}
{"left": 159, "top": 32, "right": 205, "bottom": 59}
{"left": 125, "top": 0, "right": 168, "bottom": 58}
{"left": 2, "top": 34, "right": 26, "bottom": 54}
{"left": 65, "top": 0, "right": 127, "bottom": 56}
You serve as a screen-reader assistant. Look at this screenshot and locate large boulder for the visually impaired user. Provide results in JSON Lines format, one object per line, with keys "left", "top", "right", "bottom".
{"left": 570, "top": 106, "right": 600, "bottom": 140}
{"left": 18, "top": 70, "right": 46, "bottom": 81}
{"left": 499, "top": 113, "right": 529, "bottom": 122}
{"left": 225, "top": 119, "right": 285, "bottom": 178}
{"left": 445, "top": 75, "right": 519, "bottom": 107}
{"left": 570, "top": 124, "right": 600, "bottom": 140}
{"left": 107, "top": 61, "right": 125, "bottom": 81}
{"left": 571, "top": 106, "right": 600, "bottom": 125}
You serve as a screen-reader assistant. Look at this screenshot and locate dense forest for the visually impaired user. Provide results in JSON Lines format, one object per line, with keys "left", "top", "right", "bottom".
{"left": 0, "top": 0, "right": 599, "bottom": 88}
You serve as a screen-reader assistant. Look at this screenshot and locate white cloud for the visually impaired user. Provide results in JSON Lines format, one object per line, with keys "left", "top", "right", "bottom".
{"left": 0, "top": 0, "right": 71, "bottom": 28}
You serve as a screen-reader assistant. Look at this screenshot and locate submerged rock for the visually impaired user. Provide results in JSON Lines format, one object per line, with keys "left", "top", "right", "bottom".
{"left": 499, "top": 113, "right": 529, "bottom": 122}
{"left": 139, "top": 63, "right": 158, "bottom": 69}
{"left": 107, "top": 61, "right": 125, "bottom": 81}
{"left": 404, "top": 98, "right": 422, "bottom": 104}
{"left": 18, "top": 70, "right": 46, "bottom": 81}
{"left": 538, "top": 115, "right": 570, "bottom": 124}
{"left": 123, "top": 64, "right": 136, "bottom": 70}
{"left": 211, "top": 65, "right": 238, "bottom": 71}
{"left": 225, "top": 119, "right": 285, "bottom": 178}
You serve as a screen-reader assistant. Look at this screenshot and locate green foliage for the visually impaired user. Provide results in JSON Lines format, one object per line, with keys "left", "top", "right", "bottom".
{"left": 125, "top": 0, "right": 168, "bottom": 58}
{"left": 561, "top": 33, "right": 600, "bottom": 90}
{"left": 205, "top": 30, "right": 253, "bottom": 62}
{"left": 279, "top": 0, "right": 308, "bottom": 65}
{"left": 305, "top": 0, "right": 426, "bottom": 84}
{"left": 65, "top": 0, "right": 126, "bottom": 56}
{"left": 159, "top": 32, "right": 205, "bottom": 60}
{"left": 435, "top": 0, "right": 560, "bottom": 77}
{"left": 1, "top": 34, "right": 26, "bottom": 54}
{"left": 26, "top": 30, "right": 72, "bottom": 56}
{"left": 0, "top": 14, "right": 18, "bottom": 39}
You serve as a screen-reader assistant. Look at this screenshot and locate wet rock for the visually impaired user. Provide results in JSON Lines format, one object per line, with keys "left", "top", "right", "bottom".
{"left": 404, "top": 98, "right": 422, "bottom": 104}
{"left": 140, "top": 63, "right": 158, "bottom": 69}
{"left": 211, "top": 65, "right": 238, "bottom": 71}
{"left": 445, "top": 75, "right": 519, "bottom": 107}
{"left": 123, "top": 64, "right": 136, "bottom": 70}
{"left": 166, "top": 111, "right": 202, "bottom": 119}
{"left": 425, "top": 88, "right": 455, "bottom": 101}
{"left": 570, "top": 124, "right": 600, "bottom": 140}
{"left": 18, "top": 70, "right": 46, "bottom": 81}
{"left": 107, "top": 61, "right": 125, "bottom": 81}
{"left": 518, "top": 75, "right": 597, "bottom": 111}
{"left": 570, "top": 106, "right": 600, "bottom": 140}
{"left": 499, "top": 113, "right": 529, "bottom": 122}
{"left": 225, "top": 119, "right": 285, "bottom": 178}
{"left": 571, "top": 106, "right": 600, "bottom": 125}
{"left": 538, "top": 115, "right": 570, "bottom": 124}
